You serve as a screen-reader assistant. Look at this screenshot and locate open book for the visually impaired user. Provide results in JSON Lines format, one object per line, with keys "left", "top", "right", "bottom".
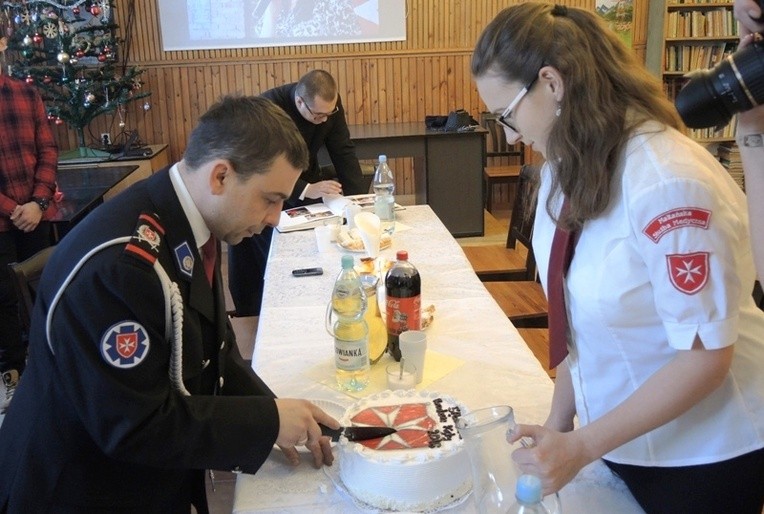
{"left": 276, "top": 194, "right": 402, "bottom": 233}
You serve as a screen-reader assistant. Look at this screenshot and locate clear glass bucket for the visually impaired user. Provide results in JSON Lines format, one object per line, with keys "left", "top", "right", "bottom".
{"left": 456, "top": 406, "right": 561, "bottom": 513}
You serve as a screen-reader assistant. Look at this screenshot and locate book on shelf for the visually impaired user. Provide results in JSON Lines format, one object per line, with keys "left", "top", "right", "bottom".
{"left": 716, "top": 142, "right": 744, "bottom": 191}
{"left": 275, "top": 194, "right": 404, "bottom": 233}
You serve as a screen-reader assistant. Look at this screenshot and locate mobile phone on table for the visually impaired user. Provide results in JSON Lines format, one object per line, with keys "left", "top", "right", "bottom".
{"left": 292, "top": 267, "right": 323, "bottom": 277}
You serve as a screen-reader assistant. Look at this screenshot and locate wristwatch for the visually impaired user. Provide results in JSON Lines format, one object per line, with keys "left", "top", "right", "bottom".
{"left": 741, "top": 134, "right": 764, "bottom": 147}
{"left": 32, "top": 196, "right": 50, "bottom": 211}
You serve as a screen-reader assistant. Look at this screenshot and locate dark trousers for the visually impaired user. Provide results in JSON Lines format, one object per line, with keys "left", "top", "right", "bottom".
{"left": 227, "top": 226, "right": 273, "bottom": 317}
{"left": 604, "top": 447, "right": 764, "bottom": 514}
{"left": 0, "top": 222, "right": 51, "bottom": 374}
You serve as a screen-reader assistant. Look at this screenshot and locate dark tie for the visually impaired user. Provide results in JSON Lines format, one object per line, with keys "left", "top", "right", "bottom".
{"left": 547, "top": 197, "right": 578, "bottom": 369}
{"left": 201, "top": 235, "right": 217, "bottom": 286}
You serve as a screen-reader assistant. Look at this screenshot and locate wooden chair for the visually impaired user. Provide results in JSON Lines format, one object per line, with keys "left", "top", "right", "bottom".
{"left": 7, "top": 246, "right": 56, "bottom": 335}
{"left": 463, "top": 164, "right": 537, "bottom": 281}
{"left": 481, "top": 112, "right": 525, "bottom": 213}
{"left": 516, "top": 328, "right": 555, "bottom": 379}
{"left": 481, "top": 196, "right": 548, "bottom": 328}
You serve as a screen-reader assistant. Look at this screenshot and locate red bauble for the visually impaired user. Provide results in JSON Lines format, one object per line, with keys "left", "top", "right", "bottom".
{"left": 25, "top": 75, "right": 34, "bottom": 84}
{"left": 43, "top": 75, "right": 52, "bottom": 84}
{"left": 76, "top": 50, "right": 85, "bottom": 58}
{"left": 55, "top": 118, "right": 64, "bottom": 125}
{"left": 32, "top": 33, "right": 43, "bottom": 45}
{"left": 72, "top": 6, "right": 80, "bottom": 15}
{"left": 90, "top": 6, "right": 101, "bottom": 16}
{"left": 97, "top": 53, "right": 107, "bottom": 62}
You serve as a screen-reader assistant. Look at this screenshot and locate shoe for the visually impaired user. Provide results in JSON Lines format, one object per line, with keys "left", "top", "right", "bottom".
{"left": 1, "top": 369, "right": 20, "bottom": 414}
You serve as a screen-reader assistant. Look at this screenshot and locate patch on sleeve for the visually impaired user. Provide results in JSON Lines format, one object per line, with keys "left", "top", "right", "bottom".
{"left": 173, "top": 241, "right": 194, "bottom": 280}
{"left": 124, "top": 212, "right": 165, "bottom": 265}
{"left": 100, "top": 321, "right": 150, "bottom": 368}
{"left": 666, "top": 252, "right": 709, "bottom": 295}
{"left": 642, "top": 208, "right": 711, "bottom": 243}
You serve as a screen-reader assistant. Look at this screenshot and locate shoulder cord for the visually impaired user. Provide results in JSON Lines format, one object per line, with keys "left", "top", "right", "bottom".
{"left": 45, "top": 237, "right": 191, "bottom": 396}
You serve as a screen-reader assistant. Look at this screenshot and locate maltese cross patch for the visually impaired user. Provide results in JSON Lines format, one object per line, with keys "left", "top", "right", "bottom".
{"left": 666, "top": 252, "right": 709, "bottom": 295}
{"left": 100, "top": 321, "right": 150, "bottom": 368}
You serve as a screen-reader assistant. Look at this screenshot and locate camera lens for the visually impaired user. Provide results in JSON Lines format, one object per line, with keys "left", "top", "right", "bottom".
{"left": 675, "top": 41, "right": 764, "bottom": 129}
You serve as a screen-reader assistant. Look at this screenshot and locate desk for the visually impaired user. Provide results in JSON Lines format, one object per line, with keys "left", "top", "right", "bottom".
{"left": 349, "top": 123, "right": 485, "bottom": 238}
{"left": 51, "top": 165, "right": 139, "bottom": 241}
{"left": 233, "top": 206, "right": 643, "bottom": 513}
{"left": 58, "top": 144, "right": 170, "bottom": 201}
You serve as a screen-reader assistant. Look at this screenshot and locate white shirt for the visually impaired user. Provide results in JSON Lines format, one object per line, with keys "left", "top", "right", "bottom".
{"left": 169, "top": 163, "right": 211, "bottom": 253}
{"left": 534, "top": 122, "right": 764, "bottom": 466}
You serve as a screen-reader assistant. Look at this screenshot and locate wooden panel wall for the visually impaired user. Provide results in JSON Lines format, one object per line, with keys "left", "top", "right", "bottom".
{"left": 56, "top": 0, "right": 649, "bottom": 189}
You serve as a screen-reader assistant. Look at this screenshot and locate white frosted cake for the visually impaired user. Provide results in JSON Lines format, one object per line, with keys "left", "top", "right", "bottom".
{"left": 337, "top": 390, "right": 471, "bottom": 511}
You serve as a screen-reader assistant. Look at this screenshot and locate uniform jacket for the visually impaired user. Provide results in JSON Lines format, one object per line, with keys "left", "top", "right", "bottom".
{"left": 0, "top": 169, "right": 279, "bottom": 513}
{"left": 262, "top": 82, "right": 366, "bottom": 206}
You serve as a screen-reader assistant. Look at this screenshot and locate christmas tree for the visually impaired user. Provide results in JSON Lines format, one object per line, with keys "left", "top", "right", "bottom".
{"left": 1, "top": 0, "right": 150, "bottom": 159}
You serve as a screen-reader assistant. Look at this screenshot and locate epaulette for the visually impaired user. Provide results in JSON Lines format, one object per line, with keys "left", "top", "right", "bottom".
{"left": 123, "top": 212, "right": 165, "bottom": 266}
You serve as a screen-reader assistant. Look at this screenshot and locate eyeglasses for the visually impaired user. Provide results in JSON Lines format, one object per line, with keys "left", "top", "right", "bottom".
{"left": 299, "top": 96, "right": 339, "bottom": 118}
{"left": 495, "top": 74, "right": 539, "bottom": 132}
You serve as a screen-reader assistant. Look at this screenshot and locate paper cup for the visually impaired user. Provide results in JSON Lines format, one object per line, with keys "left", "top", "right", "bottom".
{"left": 354, "top": 212, "right": 382, "bottom": 258}
{"left": 399, "top": 330, "right": 427, "bottom": 384}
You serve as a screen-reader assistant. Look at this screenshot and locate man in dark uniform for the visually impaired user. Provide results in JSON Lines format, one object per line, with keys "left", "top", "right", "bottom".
{"left": 0, "top": 96, "right": 339, "bottom": 513}
{"left": 228, "top": 69, "right": 366, "bottom": 319}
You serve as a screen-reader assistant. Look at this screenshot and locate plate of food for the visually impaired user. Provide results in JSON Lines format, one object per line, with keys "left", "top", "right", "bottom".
{"left": 336, "top": 227, "right": 392, "bottom": 253}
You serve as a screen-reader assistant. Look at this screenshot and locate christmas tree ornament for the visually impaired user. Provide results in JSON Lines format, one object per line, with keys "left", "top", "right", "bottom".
{"left": 43, "top": 75, "right": 52, "bottom": 84}
{"left": 119, "top": 120, "right": 126, "bottom": 128}
{"left": 14, "top": 15, "right": 22, "bottom": 25}
{"left": 31, "top": 12, "right": 39, "bottom": 23}
{"left": 90, "top": 6, "right": 101, "bottom": 16}
{"left": 57, "top": 51, "right": 70, "bottom": 63}
{"left": 32, "top": 33, "right": 43, "bottom": 45}
{"left": 5, "top": 27, "right": 13, "bottom": 38}
{"left": 23, "top": 35, "right": 32, "bottom": 46}
{"left": 25, "top": 75, "right": 34, "bottom": 84}
{"left": 85, "top": 92, "right": 96, "bottom": 103}
{"left": 143, "top": 101, "right": 151, "bottom": 111}
{"left": 72, "top": 6, "right": 80, "bottom": 15}
{"left": 69, "top": 57, "right": 78, "bottom": 65}
{"left": 21, "top": 48, "right": 33, "bottom": 58}
{"left": 76, "top": 49, "right": 85, "bottom": 58}
{"left": 55, "top": 117, "right": 64, "bottom": 125}
{"left": 97, "top": 53, "right": 107, "bottom": 62}
{"left": 43, "top": 22, "right": 58, "bottom": 39}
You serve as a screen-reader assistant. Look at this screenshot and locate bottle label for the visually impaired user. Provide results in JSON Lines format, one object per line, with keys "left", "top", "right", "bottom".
{"left": 386, "top": 295, "right": 421, "bottom": 335}
{"left": 335, "top": 337, "right": 369, "bottom": 371}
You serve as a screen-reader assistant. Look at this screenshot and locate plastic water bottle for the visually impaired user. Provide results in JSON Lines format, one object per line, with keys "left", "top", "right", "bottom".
{"left": 385, "top": 250, "right": 421, "bottom": 361}
{"left": 328, "top": 255, "right": 370, "bottom": 391}
{"left": 373, "top": 154, "right": 395, "bottom": 235}
{"left": 506, "top": 475, "right": 553, "bottom": 514}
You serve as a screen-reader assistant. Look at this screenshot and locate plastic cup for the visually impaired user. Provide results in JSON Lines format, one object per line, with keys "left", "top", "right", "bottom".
{"left": 399, "top": 330, "right": 427, "bottom": 383}
{"left": 354, "top": 212, "right": 381, "bottom": 258}
{"left": 386, "top": 362, "right": 417, "bottom": 390}
{"left": 314, "top": 223, "right": 340, "bottom": 252}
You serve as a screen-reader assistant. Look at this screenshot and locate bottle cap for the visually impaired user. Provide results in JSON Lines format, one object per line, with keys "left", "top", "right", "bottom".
{"left": 515, "top": 474, "right": 543, "bottom": 504}
{"left": 341, "top": 255, "right": 354, "bottom": 269}
{"left": 378, "top": 154, "right": 387, "bottom": 162}
{"left": 396, "top": 250, "right": 408, "bottom": 261}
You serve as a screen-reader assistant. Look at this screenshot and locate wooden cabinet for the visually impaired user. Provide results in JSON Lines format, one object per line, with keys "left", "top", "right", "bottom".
{"left": 662, "top": 1, "right": 737, "bottom": 143}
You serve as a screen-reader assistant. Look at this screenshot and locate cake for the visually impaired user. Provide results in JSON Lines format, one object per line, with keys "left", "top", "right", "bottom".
{"left": 337, "top": 390, "right": 471, "bottom": 511}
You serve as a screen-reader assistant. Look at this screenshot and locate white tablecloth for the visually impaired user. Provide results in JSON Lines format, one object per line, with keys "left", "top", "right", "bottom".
{"left": 233, "top": 205, "right": 644, "bottom": 513}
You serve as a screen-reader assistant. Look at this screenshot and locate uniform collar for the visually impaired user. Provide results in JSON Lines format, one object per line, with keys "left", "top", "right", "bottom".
{"left": 169, "top": 163, "right": 211, "bottom": 249}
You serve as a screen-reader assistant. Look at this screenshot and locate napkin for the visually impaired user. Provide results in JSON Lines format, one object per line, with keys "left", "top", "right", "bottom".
{"left": 353, "top": 212, "right": 382, "bottom": 258}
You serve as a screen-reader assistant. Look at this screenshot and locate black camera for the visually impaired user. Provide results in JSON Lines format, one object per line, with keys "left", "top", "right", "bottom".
{"left": 675, "top": 38, "right": 764, "bottom": 129}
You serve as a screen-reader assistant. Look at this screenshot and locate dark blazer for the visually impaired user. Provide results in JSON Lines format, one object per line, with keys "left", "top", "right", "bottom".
{"left": 262, "top": 82, "right": 366, "bottom": 206}
{"left": 0, "top": 169, "right": 279, "bottom": 513}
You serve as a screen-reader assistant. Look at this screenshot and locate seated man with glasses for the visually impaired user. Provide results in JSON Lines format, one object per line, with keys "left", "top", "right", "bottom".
{"left": 228, "top": 69, "right": 366, "bottom": 319}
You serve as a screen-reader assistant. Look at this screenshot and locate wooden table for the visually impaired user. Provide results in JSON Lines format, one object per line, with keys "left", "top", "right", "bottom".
{"left": 232, "top": 206, "right": 644, "bottom": 513}
{"left": 51, "top": 165, "right": 139, "bottom": 242}
{"left": 349, "top": 123, "right": 486, "bottom": 238}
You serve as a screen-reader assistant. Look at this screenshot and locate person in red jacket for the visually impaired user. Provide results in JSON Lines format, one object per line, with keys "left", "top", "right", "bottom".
{"left": 0, "top": 67, "right": 58, "bottom": 413}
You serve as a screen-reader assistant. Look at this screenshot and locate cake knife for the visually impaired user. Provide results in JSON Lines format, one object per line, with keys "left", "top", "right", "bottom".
{"left": 319, "top": 424, "right": 397, "bottom": 442}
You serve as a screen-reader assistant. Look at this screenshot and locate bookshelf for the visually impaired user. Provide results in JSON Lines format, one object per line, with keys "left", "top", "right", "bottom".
{"left": 662, "top": 1, "right": 738, "bottom": 143}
